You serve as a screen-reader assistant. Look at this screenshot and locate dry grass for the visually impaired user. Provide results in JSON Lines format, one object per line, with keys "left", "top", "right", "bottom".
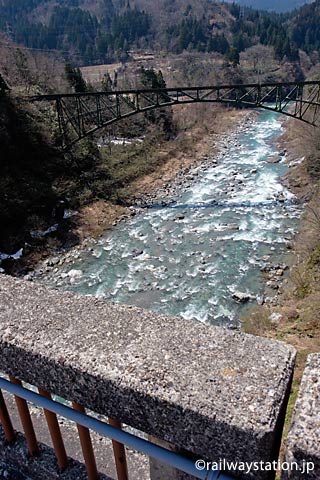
{"left": 73, "top": 201, "right": 130, "bottom": 240}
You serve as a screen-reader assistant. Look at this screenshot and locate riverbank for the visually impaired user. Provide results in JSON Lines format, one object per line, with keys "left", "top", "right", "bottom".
{"left": 4, "top": 106, "right": 254, "bottom": 277}
{"left": 243, "top": 116, "right": 320, "bottom": 348}
{"left": 241, "top": 115, "right": 320, "bottom": 466}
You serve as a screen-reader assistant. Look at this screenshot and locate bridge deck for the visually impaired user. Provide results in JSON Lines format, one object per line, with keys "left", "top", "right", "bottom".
{"left": 26, "top": 80, "right": 320, "bottom": 149}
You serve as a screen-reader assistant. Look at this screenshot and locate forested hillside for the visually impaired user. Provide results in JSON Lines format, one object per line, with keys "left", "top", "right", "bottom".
{"left": 0, "top": 0, "right": 319, "bottom": 67}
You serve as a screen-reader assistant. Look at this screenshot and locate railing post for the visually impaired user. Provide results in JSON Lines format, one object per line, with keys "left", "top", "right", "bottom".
{"left": 9, "top": 377, "right": 39, "bottom": 456}
{"left": 0, "top": 389, "right": 16, "bottom": 443}
{"left": 39, "top": 388, "right": 68, "bottom": 471}
{"left": 72, "top": 401, "right": 99, "bottom": 480}
{"left": 109, "top": 418, "right": 129, "bottom": 480}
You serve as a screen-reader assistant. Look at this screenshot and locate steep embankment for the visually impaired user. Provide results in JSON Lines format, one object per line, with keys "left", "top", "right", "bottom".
{"left": 0, "top": 96, "right": 60, "bottom": 252}
{"left": 0, "top": 94, "right": 118, "bottom": 271}
{"left": 243, "top": 115, "right": 320, "bottom": 349}
{"left": 277, "top": 119, "right": 320, "bottom": 350}
{"left": 242, "top": 112, "right": 320, "bottom": 452}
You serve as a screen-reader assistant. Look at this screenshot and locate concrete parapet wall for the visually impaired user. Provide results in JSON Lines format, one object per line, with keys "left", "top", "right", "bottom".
{"left": 0, "top": 275, "right": 296, "bottom": 479}
{"left": 282, "top": 353, "right": 320, "bottom": 479}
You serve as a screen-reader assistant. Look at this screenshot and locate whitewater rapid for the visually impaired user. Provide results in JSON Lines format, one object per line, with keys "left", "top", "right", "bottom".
{"left": 41, "top": 110, "right": 302, "bottom": 328}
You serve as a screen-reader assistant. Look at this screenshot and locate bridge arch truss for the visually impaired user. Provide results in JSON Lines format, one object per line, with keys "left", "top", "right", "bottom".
{"left": 31, "top": 81, "right": 320, "bottom": 149}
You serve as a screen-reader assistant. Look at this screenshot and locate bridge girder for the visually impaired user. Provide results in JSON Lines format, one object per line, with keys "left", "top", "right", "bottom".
{"left": 30, "top": 81, "right": 320, "bottom": 149}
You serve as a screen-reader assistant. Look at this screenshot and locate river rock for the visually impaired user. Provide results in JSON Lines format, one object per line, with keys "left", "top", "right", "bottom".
{"left": 232, "top": 291, "right": 251, "bottom": 303}
{"left": 67, "top": 269, "right": 83, "bottom": 282}
{"left": 228, "top": 223, "right": 239, "bottom": 230}
{"left": 276, "top": 193, "right": 286, "bottom": 203}
{"left": 132, "top": 249, "right": 144, "bottom": 257}
{"left": 266, "top": 281, "right": 279, "bottom": 290}
{"left": 269, "top": 312, "right": 282, "bottom": 324}
{"left": 267, "top": 156, "right": 281, "bottom": 164}
{"left": 274, "top": 269, "right": 284, "bottom": 277}
{"left": 23, "top": 273, "right": 34, "bottom": 281}
{"left": 46, "top": 257, "right": 60, "bottom": 267}
{"left": 256, "top": 295, "right": 265, "bottom": 306}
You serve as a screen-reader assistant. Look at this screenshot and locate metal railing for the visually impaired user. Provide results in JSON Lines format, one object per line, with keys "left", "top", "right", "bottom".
{"left": 0, "top": 376, "right": 233, "bottom": 480}
{"left": 29, "top": 80, "right": 320, "bottom": 148}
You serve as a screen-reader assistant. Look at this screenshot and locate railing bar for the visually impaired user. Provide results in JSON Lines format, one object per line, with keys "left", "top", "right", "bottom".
{"left": 109, "top": 418, "right": 129, "bottom": 480}
{"left": 28, "top": 80, "right": 320, "bottom": 101}
{"left": 39, "top": 388, "right": 68, "bottom": 471}
{"left": 9, "top": 377, "right": 39, "bottom": 456}
{"left": 0, "top": 389, "right": 16, "bottom": 443}
{"left": 72, "top": 401, "right": 99, "bottom": 480}
{"left": 0, "top": 377, "right": 233, "bottom": 480}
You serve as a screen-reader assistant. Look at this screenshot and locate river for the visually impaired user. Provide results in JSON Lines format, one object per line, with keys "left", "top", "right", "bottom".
{"left": 41, "top": 109, "right": 302, "bottom": 328}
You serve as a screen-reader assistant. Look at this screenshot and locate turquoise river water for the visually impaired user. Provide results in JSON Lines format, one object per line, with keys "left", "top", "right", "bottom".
{"left": 45, "top": 110, "right": 302, "bottom": 328}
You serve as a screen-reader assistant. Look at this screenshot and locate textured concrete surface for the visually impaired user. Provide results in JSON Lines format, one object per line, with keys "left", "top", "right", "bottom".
{"left": 0, "top": 275, "right": 296, "bottom": 479}
{"left": 282, "top": 353, "right": 320, "bottom": 479}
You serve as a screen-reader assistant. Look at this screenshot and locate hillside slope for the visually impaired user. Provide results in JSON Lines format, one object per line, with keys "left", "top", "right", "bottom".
{"left": 0, "top": 0, "right": 319, "bottom": 70}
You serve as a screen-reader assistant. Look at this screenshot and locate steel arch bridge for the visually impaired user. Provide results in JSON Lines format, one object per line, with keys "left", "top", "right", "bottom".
{"left": 30, "top": 80, "right": 320, "bottom": 149}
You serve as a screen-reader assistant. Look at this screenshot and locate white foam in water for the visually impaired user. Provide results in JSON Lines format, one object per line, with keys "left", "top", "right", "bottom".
{"left": 148, "top": 212, "right": 172, "bottom": 227}
{"left": 128, "top": 225, "right": 146, "bottom": 238}
{"left": 239, "top": 219, "right": 248, "bottom": 231}
{"left": 121, "top": 248, "right": 133, "bottom": 258}
{"left": 202, "top": 264, "right": 217, "bottom": 275}
{"left": 187, "top": 185, "right": 215, "bottom": 203}
{"left": 214, "top": 304, "right": 235, "bottom": 321}
{"left": 92, "top": 249, "right": 102, "bottom": 258}
{"left": 215, "top": 234, "right": 236, "bottom": 242}
{"left": 186, "top": 223, "right": 213, "bottom": 234}
{"left": 102, "top": 244, "right": 113, "bottom": 251}
{"left": 185, "top": 266, "right": 200, "bottom": 278}
{"left": 47, "top": 110, "right": 302, "bottom": 328}
{"left": 207, "top": 301, "right": 218, "bottom": 311}
{"left": 125, "top": 274, "right": 142, "bottom": 292}
{"left": 180, "top": 304, "right": 208, "bottom": 323}
{"left": 233, "top": 230, "right": 270, "bottom": 243}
